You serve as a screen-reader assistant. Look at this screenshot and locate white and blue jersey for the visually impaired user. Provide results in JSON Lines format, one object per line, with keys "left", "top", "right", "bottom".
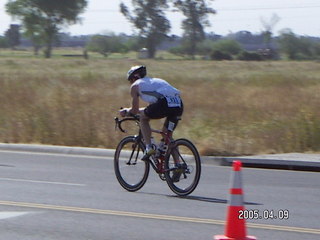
{"left": 131, "top": 77, "right": 181, "bottom": 108}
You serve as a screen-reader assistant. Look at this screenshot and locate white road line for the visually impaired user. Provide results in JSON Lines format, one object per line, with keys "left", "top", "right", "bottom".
{"left": 0, "top": 149, "right": 288, "bottom": 171}
{"left": 0, "top": 149, "right": 111, "bottom": 160}
{"left": 0, "top": 149, "right": 226, "bottom": 169}
{"left": 0, "top": 177, "right": 86, "bottom": 186}
{"left": 0, "top": 211, "right": 30, "bottom": 220}
{"left": 1, "top": 200, "right": 319, "bottom": 235}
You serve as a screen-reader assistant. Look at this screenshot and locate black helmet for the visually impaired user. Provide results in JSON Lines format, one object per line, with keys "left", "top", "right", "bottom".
{"left": 127, "top": 65, "right": 147, "bottom": 81}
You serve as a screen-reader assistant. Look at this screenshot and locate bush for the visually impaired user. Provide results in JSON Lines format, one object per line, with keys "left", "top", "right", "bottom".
{"left": 238, "top": 51, "right": 263, "bottom": 61}
{"left": 197, "top": 39, "right": 243, "bottom": 59}
{"left": 210, "top": 50, "right": 232, "bottom": 60}
{"left": 169, "top": 46, "right": 187, "bottom": 57}
{"left": 211, "top": 39, "right": 243, "bottom": 55}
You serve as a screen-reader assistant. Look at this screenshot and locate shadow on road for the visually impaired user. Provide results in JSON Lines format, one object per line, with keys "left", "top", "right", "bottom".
{"left": 138, "top": 192, "right": 262, "bottom": 205}
{"left": 172, "top": 195, "right": 263, "bottom": 205}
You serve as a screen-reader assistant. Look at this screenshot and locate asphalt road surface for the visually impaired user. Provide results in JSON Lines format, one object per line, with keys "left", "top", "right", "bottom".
{"left": 0, "top": 150, "right": 319, "bottom": 240}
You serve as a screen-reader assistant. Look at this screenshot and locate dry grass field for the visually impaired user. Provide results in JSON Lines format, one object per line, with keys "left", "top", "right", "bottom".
{"left": 1, "top": 56, "right": 320, "bottom": 156}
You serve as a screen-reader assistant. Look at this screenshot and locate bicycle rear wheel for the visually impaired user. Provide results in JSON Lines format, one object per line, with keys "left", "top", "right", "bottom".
{"left": 165, "top": 138, "right": 201, "bottom": 196}
{"left": 114, "top": 136, "right": 149, "bottom": 192}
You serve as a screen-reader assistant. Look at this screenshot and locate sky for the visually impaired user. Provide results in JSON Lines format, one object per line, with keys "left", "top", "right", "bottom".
{"left": 1, "top": 0, "right": 320, "bottom": 37}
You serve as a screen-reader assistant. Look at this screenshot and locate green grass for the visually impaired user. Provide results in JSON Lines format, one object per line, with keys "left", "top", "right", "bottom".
{"left": 1, "top": 55, "right": 320, "bottom": 156}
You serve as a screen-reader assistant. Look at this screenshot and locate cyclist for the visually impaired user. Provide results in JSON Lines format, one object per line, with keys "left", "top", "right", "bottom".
{"left": 119, "top": 65, "right": 183, "bottom": 160}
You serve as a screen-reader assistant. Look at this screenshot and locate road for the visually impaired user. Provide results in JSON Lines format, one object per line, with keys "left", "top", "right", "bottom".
{"left": 0, "top": 150, "right": 319, "bottom": 240}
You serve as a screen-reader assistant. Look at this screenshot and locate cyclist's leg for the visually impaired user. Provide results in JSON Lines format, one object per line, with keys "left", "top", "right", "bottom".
{"left": 139, "top": 111, "right": 152, "bottom": 146}
{"left": 163, "top": 104, "right": 183, "bottom": 165}
{"left": 164, "top": 115, "right": 184, "bottom": 182}
{"left": 142, "top": 99, "right": 167, "bottom": 158}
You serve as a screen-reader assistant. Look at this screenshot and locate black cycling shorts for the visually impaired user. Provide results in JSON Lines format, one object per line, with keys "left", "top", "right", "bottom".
{"left": 144, "top": 97, "right": 183, "bottom": 131}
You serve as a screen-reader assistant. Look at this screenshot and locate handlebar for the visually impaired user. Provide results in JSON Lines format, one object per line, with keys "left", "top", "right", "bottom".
{"left": 114, "top": 115, "right": 170, "bottom": 140}
{"left": 114, "top": 116, "right": 140, "bottom": 133}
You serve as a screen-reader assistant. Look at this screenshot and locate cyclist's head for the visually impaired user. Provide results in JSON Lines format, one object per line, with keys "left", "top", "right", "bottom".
{"left": 127, "top": 65, "right": 147, "bottom": 82}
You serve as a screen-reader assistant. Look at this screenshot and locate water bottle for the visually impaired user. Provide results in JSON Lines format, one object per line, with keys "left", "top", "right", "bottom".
{"left": 156, "top": 139, "right": 165, "bottom": 157}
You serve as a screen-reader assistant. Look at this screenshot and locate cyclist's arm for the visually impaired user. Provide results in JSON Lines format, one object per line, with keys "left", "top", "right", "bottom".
{"left": 129, "top": 85, "right": 139, "bottom": 115}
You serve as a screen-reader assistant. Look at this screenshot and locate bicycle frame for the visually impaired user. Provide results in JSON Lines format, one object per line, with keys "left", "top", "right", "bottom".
{"left": 114, "top": 116, "right": 178, "bottom": 175}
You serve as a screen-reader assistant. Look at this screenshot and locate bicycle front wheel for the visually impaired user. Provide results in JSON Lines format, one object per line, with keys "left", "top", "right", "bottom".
{"left": 165, "top": 138, "right": 201, "bottom": 196}
{"left": 114, "top": 136, "right": 149, "bottom": 192}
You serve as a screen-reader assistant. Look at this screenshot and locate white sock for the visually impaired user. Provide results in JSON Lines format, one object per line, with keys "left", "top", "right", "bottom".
{"left": 146, "top": 144, "right": 152, "bottom": 152}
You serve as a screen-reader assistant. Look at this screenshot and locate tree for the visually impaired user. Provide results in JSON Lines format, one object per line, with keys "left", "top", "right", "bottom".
{"left": 24, "top": 18, "right": 44, "bottom": 55}
{"left": 260, "top": 13, "right": 280, "bottom": 49}
{"left": 5, "top": 24, "right": 20, "bottom": 49}
{"left": 173, "top": 0, "right": 215, "bottom": 59}
{"left": 6, "top": 0, "right": 87, "bottom": 58}
{"left": 86, "top": 34, "right": 129, "bottom": 57}
{"left": 278, "top": 30, "right": 303, "bottom": 60}
{"left": 0, "top": 36, "right": 9, "bottom": 48}
{"left": 120, "top": 0, "right": 171, "bottom": 58}
{"left": 278, "top": 30, "right": 320, "bottom": 60}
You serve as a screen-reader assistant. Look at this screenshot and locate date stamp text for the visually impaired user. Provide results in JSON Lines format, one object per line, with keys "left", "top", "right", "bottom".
{"left": 238, "top": 209, "right": 289, "bottom": 220}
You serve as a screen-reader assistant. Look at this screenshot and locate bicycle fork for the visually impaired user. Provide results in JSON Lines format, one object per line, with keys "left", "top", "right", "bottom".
{"left": 126, "top": 140, "right": 143, "bottom": 166}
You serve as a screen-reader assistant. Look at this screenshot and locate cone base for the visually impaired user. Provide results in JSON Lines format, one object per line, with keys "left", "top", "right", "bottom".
{"left": 214, "top": 235, "right": 257, "bottom": 240}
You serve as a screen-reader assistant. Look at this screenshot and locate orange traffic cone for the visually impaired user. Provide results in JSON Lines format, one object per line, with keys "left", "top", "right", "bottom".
{"left": 214, "top": 160, "right": 257, "bottom": 240}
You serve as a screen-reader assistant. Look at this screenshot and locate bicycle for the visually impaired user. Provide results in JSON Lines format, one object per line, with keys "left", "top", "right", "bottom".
{"left": 114, "top": 115, "right": 201, "bottom": 196}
